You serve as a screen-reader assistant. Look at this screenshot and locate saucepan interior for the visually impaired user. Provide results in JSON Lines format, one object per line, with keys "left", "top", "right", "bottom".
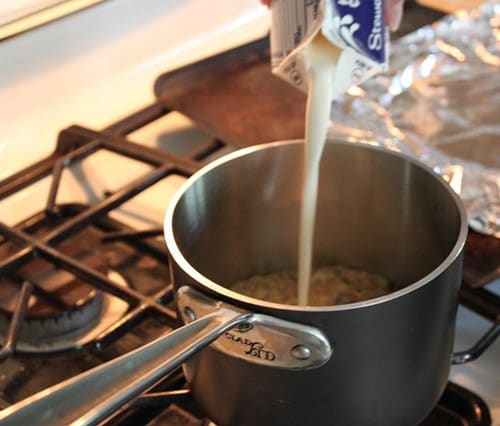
{"left": 167, "top": 139, "right": 466, "bottom": 310}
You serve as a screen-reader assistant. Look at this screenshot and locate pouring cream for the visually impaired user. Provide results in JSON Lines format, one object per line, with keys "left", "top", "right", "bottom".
{"left": 269, "top": 0, "right": 389, "bottom": 305}
{"left": 297, "top": 34, "right": 340, "bottom": 305}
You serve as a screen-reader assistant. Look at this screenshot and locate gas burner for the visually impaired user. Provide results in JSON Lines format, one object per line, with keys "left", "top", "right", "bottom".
{"left": 0, "top": 245, "right": 105, "bottom": 340}
{"left": 0, "top": 244, "right": 129, "bottom": 353}
{"left": 5, "top": 271, "right": 129, "bottom": 353}
{"left": 0, "top": 272, "right": 129, "bottom": 354}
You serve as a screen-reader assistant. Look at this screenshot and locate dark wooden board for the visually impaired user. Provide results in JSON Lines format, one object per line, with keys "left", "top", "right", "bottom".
{"left": 463, "top": 232, "right": 500, "bottom": 288}
{"left": 154, "top": 37, "right": 306, "bottom": 148}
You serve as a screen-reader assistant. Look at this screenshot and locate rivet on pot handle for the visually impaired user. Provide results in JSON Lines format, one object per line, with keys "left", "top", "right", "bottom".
{"left": 177, "top": 286, "right": 333, "bottom": 370}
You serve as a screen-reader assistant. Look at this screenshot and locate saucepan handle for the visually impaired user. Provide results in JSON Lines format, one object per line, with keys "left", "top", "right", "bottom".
{"left": 452, "top": 320, "right": 499, "bottom": 365}
{"left": 0, "top": 286, "right": 332, "bottom": 426}
{"left": 0, "top": 307, "right": 250, "bottom": 426}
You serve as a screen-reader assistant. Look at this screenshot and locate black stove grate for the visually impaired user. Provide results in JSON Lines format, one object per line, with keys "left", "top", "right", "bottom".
{"left": 0, "top": 108, "right": 227, "bottom": 347}
{"left": 0, "top": 101, "right": 235, "bottom": 411}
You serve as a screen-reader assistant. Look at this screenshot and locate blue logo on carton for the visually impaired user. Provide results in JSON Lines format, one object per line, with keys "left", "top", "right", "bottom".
{"left": 331, "top": 0, "right": 385, "bottom": 63}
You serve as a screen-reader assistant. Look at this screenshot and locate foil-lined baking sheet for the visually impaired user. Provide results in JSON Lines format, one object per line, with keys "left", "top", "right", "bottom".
{"left": 328, "top": 3, "right": 499, "bottom": 237}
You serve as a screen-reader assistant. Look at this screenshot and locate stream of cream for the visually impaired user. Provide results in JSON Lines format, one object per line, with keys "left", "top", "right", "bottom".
{"left": 297, "top": 35, "right": 340, "bottom": 306}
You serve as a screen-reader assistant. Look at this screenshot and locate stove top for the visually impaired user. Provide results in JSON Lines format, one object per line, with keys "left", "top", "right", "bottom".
{"left": 0, "top": 2, "right": 498, "bottom": 424}
{"left": 0, "top": 97, "right": 498, "bottom": 425}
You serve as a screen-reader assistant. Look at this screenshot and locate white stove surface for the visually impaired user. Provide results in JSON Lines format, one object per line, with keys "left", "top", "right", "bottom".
{"left": 452, "top": 281, "right": 500, "bottom": 423}
{"left": 0, "top": 0, "right": 498, "bottom": 423}
{"left": 0, "top": 0, "right": 269, "bottom": 178}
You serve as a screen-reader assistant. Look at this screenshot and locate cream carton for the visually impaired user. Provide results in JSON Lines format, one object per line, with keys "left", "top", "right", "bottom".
{"left": 270, "top": 0, "right": 389, "bottom": 100}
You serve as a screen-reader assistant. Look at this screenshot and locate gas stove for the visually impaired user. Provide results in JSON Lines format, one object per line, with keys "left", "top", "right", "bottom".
{"left": 0, "top": 1, "right": 498, "bottom": 425}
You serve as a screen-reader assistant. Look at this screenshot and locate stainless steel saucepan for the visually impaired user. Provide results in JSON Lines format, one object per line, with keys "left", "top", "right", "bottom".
{"left": 1, "top": 140, "right": 497, "bottom": 426}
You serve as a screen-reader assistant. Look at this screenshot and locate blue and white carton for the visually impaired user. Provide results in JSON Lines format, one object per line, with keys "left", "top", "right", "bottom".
{"left": 270, "top": 0, "right": 389, "bottom": 99}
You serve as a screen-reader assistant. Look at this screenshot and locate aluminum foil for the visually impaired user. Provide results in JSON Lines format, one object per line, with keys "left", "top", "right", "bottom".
{"left": 327, "top": 3, "right": 500, "bottom": 237}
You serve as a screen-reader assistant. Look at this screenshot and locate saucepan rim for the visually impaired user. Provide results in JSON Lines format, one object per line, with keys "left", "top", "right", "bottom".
{"left": 164, "top": 139, "right": 468, "bottom": 313}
